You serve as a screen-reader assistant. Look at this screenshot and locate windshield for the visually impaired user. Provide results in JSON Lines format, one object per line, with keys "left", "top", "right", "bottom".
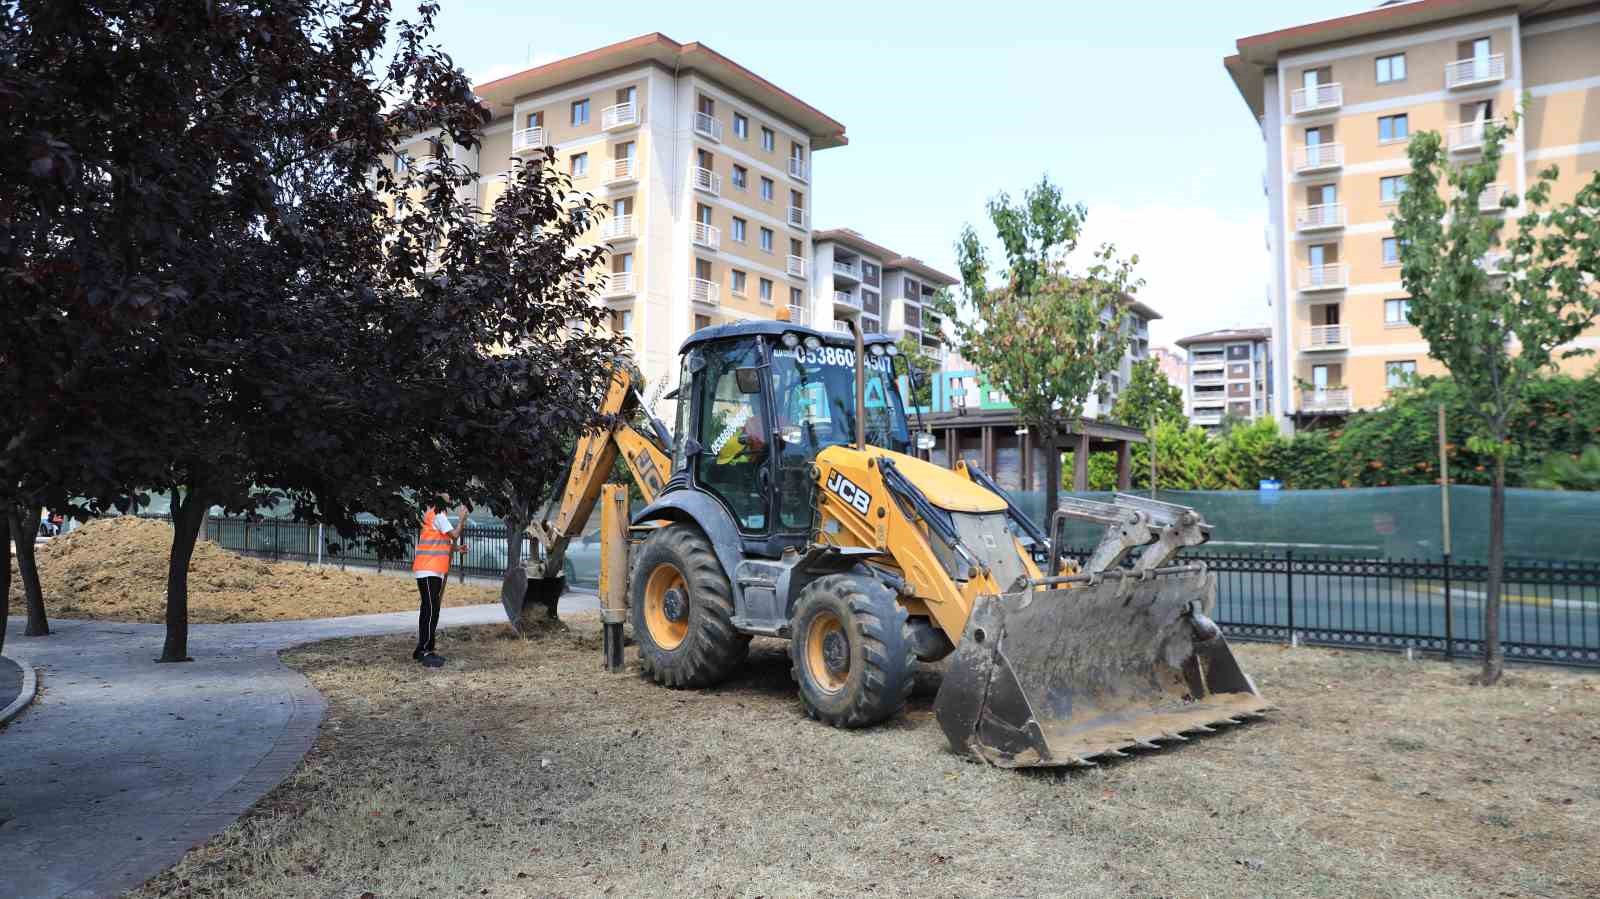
{"left": 771, "top": 342, "right": 912, "bottom": 456}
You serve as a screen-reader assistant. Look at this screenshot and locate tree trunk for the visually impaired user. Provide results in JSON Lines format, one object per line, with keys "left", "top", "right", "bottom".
{"left": 10, "top": 505, "right": 50, "bottom": 636}
{"left": 1480, "top": 454, "right": 1506, "bottom": 685}
{"left": 1, "top": 512, "right": 10, "bottom": 657}
{"left": 160, "top": 486, "right": 209, "bottom": 663}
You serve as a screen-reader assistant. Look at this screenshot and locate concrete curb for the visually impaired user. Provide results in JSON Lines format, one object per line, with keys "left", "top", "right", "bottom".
{"left": 0, "top": 657, "right": 38, "bottom": 726}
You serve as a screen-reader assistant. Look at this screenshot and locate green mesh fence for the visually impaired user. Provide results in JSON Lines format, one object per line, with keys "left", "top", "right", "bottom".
{"left": 1008, "top": 486, "right": 1600, "bottom": 563}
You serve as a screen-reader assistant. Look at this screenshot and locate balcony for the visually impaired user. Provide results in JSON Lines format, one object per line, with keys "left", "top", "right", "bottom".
{"left": 1296, "top": 203, "right": 1346, "bottom": 232}
{"left": 1448, "top": 118, "right": 1505, "bottom": 153}
{"left": 692, "top": 222, "right": 720, "bottom": 250}
{"left": 1300, "top": 387, "right": 1352, "bottom": 413}
{"left": 787, "top": 206, "right": 807, "bottom": 229}
{"left": 511, "top": 126, "right": 549, "bottom": 155}
{"left": 605, "top": 157, "right": 637, "bottom": 186}
{"left": 1445, "top": 54, "right": 1505, "bottom": 89}
{"left": 1192, "top": 407, "right": 1225, "bottom": 425}
{"left": 1294, "top": 143, "right": 1343, "bottom": 174}
{"left": 690, "top": 277, "right": 719, "bottom": 306}
{"left": 1290, "top": 82, "right": 1342, "bottom": 115}
{"left": 1304, "top": 324, "right": 1349, "bottom": 351}
{"left": 833, "top": 289, "right": 861, "bottom": 311}
{"left": 601, "top": 101, "right": 638, "bottom": 131}
{"left": 1479, "top": 252, "right": 1509, "bottom": 279}
{"left": 599, "top": 215, "right": 635, "bottom": 242}
{"left": 602, "top": 271, "right": 635, "bottom": 298}
{"left": 786, "top": 255, "right": 807, "bottom": 278}
{"left": 1191, "top": 370, "right": 1225, "bottom": 385}
{"left": 1479, "top": 183, "right": 1509, "bottom": 213}
{"left": 1298, "top": 263, "right": 1348, "bottom": 292}
{"left": 788, "top": 157, "right": 809, "bottom": 182}
{"left": 693, "top": 112, "right": 722, "bottom": 142}
{"left": 832, "top": 260, "right": 860, "bottom": 282}
{"left": 693, "top": 167, "right": 721, "bottom": 196}
{"left": 787, "top": 303, "right": 808, "bottom": 324}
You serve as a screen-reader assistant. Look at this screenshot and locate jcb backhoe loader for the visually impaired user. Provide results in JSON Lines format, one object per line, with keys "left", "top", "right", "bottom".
{"left": 504, "top": 319, "right": 1268, "bottom": 767}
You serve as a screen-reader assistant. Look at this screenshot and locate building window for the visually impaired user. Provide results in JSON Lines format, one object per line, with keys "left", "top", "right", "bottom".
{"left": 760, "top": 177, "right": 774, "bottom": 202}
{"left": 863, "top": 317, "right": 880, "bottom": 334}
{"left": 1386, "top": 360, "right": 1417, "bottom": 387}
{"left": 1375, "top": 53, "right": 1406, "bottom": 84}
{"left": 761, "top": 127, "right": 775, "bottom": 152}
{"left": 394, "top": 151, "right": 410, "bottom": 173}
{"left": 790, "top": 287, "right": 803, "bottom": 307}
{"left": 569, "top": 152, "right": 588, "bottom": 178}
{"left": 731, "top": 218, "right": 747, "bottom": 243}
{"left": 733, "top": 113, "right": 748, "bottom": 140}
{"left": 759, "top": 228, "right": 774, "bottom": 253}
{"left": 759, "top": 278, "right": 773, "bottom": 303}
{"left": 732, "top": 165, "right": 748, "bottom": 190}
{"left": 571, "top": 99, "right": 590, "bottom": 126}
{"left": 731, "top": 270, "right": 747, "bottom": 296}
{"left": 525, "top": 111, "right": 543, "bottom": 129}
{"left": 1384, "top": 298, "right": 1411, "bottom": 324}
{"left": 1382, "top": 237, "right": 1401, "bottom": 266}
{"left": 903, "top": 277, "right": 917, "bottom": 299}
{"left": 1379, "top": 113, "right": 1409, "bottom": 143}
{"left": 863, "top": 290, "right": 880, "bottom": 316}
{"left": 1379, "top": 175, "right": 1406, "bottom": 203}
{"left": 611, "top": 309, "right": 633, "bottom": 334}
{"left": 862, "top": 261, "right": 880, "bottom": 286}
{"left": 695, "top": 313, "right": 712, "bottom": 331}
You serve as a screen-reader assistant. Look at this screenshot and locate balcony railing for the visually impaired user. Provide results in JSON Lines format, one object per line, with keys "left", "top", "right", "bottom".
{"left": 603, "top": 271, "right": 635, "bottom": 297}
{"left": 693, "top": 112, "right": 722, "bottom": 142}
{"left": 599, "top": 215, "right": 634, "bottom": 241}
{"left": 690, "top": 278, "right": 719, "bottom": 306}
{"left": 1294, "top": 143, "right": 1343, "bottom": 173}
{"left": 832, "top": 260, "right": 859, "bottom": 280}
{"left": 1191, "top": 369, "right": 1225, "bottom": 384}
{"left": 1290, "top": 82, "right": 1342, "bottom": 114}
{"left": 1192, "top": 408, "right": 1225, "bottom": 424}
{"left": 1479, "top": 183, "right": 1509, "bottom": 213}
{"left": 1448, "top": 118, "right": 1505, "bottom": 153}
{"left": 786, "top": 255, "right": 807, "bottom": 278}
{"left": 786, "top": 303, "right": 807, "bottom": 323}
{"left": 788, "top": 157, "right": 809, "bottom": 182}
{"left": 692, "top": 222, "right": 719, "bottom": 250}
{"left": 693, "top": 167, "right": 721, "bottom": 196}
{"left": 1298, "top": 263, "right": 1348, "bottom": 291}
{"left": 1300, "top": 387, "right": 1352, "bottom": 413}
{"left": 1445, "top": 54, "right": 1505, "bottom": 89}
{"left": 1296, "top": 203, "right": 1346, "bottom": 231}
{"left": 833, "top": 290, "right": 861, "bottom": 309}
{"left": 606, "top": 157, "right": 637, "bottom": 184}
{"left": 787, "top": 206, "right": 807, "bottom": 228}
{"left": 601, "top": 101, "right": 638, "bottom": 130}
{"left": 1305, "top": 324, "right": 1349, "bottom": 350}
{"left": 511, "top": 126, "right": 549, "bottom": 155}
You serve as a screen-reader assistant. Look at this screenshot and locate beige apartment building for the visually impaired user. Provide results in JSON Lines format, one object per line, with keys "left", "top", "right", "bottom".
{"left": 1175, "top": 328, "right": 1274, "bottom": 429}
{"left": 397, "top": 33, "right": 847, "bottom": 393}
{"left": 1226, "top": 0, "right": 1600, "bottom": 426}
{"left": 807, "top": 228, "right": 956, "bottom": 358}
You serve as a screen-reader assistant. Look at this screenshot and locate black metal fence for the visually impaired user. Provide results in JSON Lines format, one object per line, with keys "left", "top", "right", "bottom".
{"left": 1062, "top": 547, "right": 1600, "bottom": 668}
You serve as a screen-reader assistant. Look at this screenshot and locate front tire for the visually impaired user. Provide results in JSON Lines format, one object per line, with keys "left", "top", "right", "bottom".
{"left": 789, "top": 574, "right": 915, "bottom": 728}
{"left": 630, "top": 523, "right": 748, "bottom": 687}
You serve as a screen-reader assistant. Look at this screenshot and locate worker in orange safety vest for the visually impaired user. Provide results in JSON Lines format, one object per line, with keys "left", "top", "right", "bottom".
{"left": 413, "top": 504, "right": 467, "bottom": 666}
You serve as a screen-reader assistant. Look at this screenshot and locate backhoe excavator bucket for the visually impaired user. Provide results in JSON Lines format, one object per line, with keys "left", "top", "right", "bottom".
{"left": 500, "top": 567, "right": 565, "bottom": 634}
{"left": 934, "top": 567, "right": 1268, "bottom": 768}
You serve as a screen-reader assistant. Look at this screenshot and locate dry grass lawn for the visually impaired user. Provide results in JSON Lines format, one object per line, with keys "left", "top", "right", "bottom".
{"left": 13, "top": 516, "right": 496, "bottom": 622}
{"left": 135, "top": 616, "right": 1600, "bottom": 899}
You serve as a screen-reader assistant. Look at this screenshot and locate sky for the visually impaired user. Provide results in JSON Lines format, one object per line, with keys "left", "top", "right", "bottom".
{"left": 414, "top": 0, "right": 1365, "bottom": 349}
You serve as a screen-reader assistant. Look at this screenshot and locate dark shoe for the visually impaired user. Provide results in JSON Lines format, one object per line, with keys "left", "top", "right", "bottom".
{"left": 420, "top": 652, "right": 446, "bottom": 668}
{"left": 412, "top": 647, "right": 426, "bottom": 662}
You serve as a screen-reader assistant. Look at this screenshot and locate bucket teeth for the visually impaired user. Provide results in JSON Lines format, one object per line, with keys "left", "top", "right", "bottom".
{"left": 1188, "top": 725, "right": 1216, "bottom": 734}
{"left": 1133, "top": 738, "right": 1162, "bottom": 750}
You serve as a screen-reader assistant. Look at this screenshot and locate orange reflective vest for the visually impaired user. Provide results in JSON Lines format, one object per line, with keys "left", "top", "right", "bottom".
{"left": 412, "top": 508, "right": 454, "bottom": 577}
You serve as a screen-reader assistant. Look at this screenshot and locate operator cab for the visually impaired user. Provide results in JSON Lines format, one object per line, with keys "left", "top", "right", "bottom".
{"left": 672, "top": 321, "right": 920, "bottom": 558}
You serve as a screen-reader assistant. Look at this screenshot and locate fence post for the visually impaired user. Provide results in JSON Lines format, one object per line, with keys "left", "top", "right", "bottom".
{"left": 1285, "top": 548, "right": 1295, "bottom": 645}
{"left": 273, "top": 518, "right": 280, "bottom": 561}
{"left": 1442, "top": 552, "right": 1454, "bottom": 660}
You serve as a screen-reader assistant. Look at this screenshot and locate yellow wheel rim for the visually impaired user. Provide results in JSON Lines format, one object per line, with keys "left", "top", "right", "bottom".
{"left": 643, "top": 563, "right": 690, "bottom": 650}
{"left": 804, "top": 610, "right": 849, "bottom": 693}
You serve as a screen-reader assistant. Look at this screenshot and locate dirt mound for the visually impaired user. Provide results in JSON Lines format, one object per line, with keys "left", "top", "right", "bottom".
{"left": 10, "top": 516, "right": 500, "bottom": 623}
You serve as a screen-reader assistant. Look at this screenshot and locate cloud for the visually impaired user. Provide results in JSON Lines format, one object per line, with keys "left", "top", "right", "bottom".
{"left": 1070, "top": 204, "right": 1270, "bottom": 352}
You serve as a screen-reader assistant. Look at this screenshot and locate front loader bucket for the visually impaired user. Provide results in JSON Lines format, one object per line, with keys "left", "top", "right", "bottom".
{"left": 500, "top": 568, "right": 565, "bottom": 633}
{"left": 934, "top": 569, "right": 1269, "bottom": 768}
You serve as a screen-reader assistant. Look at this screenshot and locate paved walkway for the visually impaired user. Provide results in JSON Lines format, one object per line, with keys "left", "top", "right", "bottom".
{"left": 0, "top": 591, "right": 597, "bottom": 899}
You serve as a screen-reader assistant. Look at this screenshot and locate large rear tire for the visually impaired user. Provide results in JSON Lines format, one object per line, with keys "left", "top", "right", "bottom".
{"left": 789, "top": 573, "right": 915, "bottom": 728}
{"left": 630, "top": 523, "right": 748, "bottom": 687}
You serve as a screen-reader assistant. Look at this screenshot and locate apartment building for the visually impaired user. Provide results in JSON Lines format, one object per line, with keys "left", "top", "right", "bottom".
{"left": 1226, "top": 0, "right": 1600, "bottom": 426}
{"left": 1175, "top": 328, "right": 1274, "bottom": 429}
{"left": 808, "top": 228, "right": 956, "bottom": 361}
{"left": 1149, "top": 346, "right": 1188, "bottom": 391}
{"left": 396, "top": 33, "right": 846, "bottom": 394}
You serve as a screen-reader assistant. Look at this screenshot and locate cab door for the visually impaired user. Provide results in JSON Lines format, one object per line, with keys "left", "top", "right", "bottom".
{"left": 690, "top": 337, "right": 772, "bottom": 535}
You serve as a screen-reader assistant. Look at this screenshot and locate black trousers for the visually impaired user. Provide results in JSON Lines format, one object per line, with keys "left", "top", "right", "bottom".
{"left": 416, "top": 576, "right": 444, "bottom": 653}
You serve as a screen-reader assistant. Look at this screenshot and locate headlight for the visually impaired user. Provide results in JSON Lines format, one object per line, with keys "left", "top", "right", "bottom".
{"left": 886, "top": 344, "right": 900, "bottom": 356}
{"left": 915, "top": 432, "right": 937, "bottom": 450}
{"left": 802, "top": 335, "right": 822, "bottom": 351}
{"left": 869, "top": 343, "right": 885, "bottom": 357}
{"left": 781, "top": 331, "right": 801, "bottom": 349}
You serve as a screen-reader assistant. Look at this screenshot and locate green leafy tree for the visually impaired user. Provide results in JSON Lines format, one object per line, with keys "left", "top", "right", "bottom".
{"left": 1110, "top": 358, "right": 1184, "bottom": 430}
{"left": 1532, "top": 446, "right": 1600, "bottom": 490}
{"left": 1392, "top": 113, "right": 1600, "bottom": 684}
{"left": 933, "top": 176, "right": 1141, "bottom": 502}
